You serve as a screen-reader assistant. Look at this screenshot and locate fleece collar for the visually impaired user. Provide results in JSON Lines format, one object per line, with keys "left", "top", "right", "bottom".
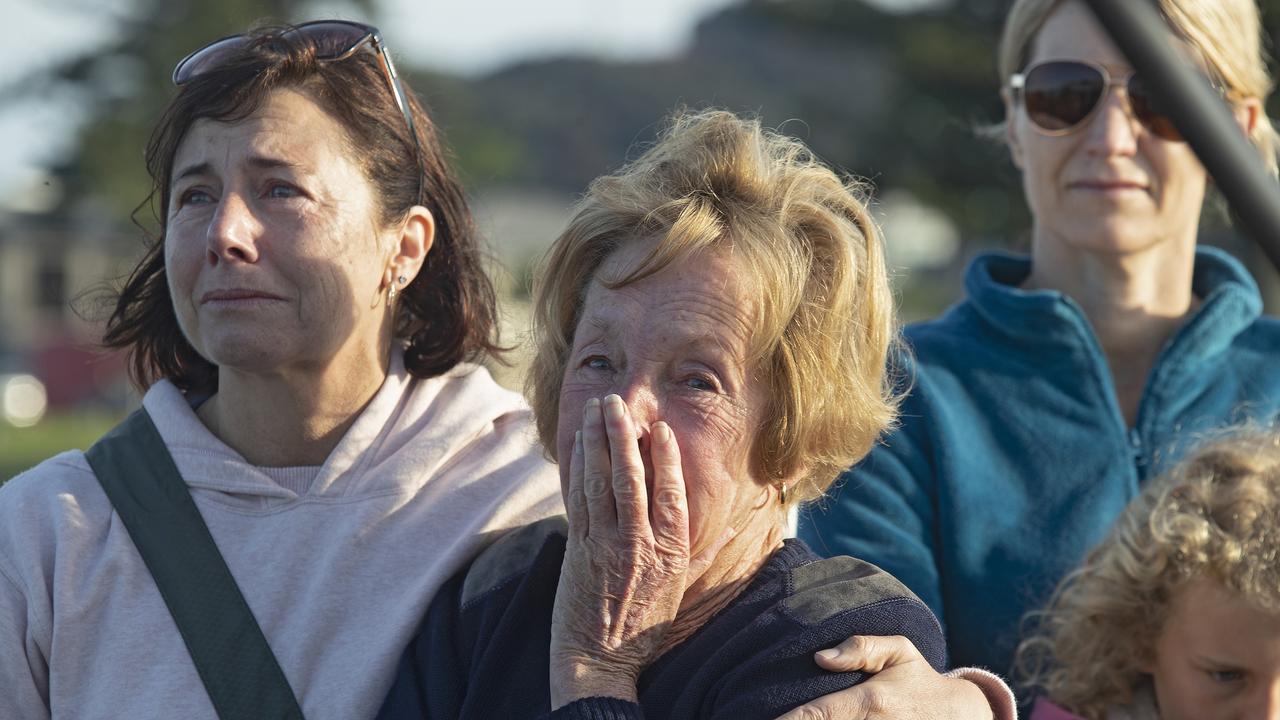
{"left": 961, "top": 245, "right": 1262, "bottom": 361}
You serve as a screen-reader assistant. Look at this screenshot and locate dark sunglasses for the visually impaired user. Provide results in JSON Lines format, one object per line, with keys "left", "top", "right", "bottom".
{"left": 173, "top": 20, "right": 421, "bottom": 160}
{"left": 1009, "top": 60, "right": 1183, "bottom": 141}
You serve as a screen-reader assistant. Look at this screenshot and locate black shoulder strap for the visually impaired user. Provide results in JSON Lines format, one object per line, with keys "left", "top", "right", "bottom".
{"left": 85, "top": 409, "right": 305, "bottom": 720}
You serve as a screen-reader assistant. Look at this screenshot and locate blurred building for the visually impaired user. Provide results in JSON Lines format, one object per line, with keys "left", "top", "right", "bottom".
{"left": 0, "top": 186, "right": 135, "bottom": 410}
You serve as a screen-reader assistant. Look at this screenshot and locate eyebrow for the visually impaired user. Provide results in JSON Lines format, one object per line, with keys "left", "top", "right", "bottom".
{"left": 580, "top": 311, "right": 739, "bottom": 357}
{"left": 171, "top": 155, "right": 306, "bottom": 186}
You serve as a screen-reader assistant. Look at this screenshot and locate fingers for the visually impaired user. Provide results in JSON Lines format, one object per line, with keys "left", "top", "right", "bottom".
{"left": 602, "top": 395, "right": 649, "bottom": 537}
{"left": 565, "top": 430, "right": 588, "bottom": 539}
{"left": 772, "top": 695, "right": 866, "bottom": 720}
{"left": 813, "top": 635, "right": 918, "bottom": 673}
{"left": 581, "top": 397, "right": 617, "bottom": 533}
{"left": 648, "top": 421, "right": 689, "bottom": 549}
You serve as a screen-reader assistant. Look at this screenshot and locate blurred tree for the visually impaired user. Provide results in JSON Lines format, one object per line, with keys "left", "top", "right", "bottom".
{"left": 10, "top": 0, "right": 372, "bottom": 228}
{"left": 10, "top": 0, "right": 1280, "bottom": 304}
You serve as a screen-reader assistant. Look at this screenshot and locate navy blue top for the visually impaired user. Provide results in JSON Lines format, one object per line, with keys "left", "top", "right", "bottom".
{"left": 378, "top": 517, "right": 945, "bottom": 719}
{"left": 800, "top": 246, "right": 1280, "bottom": 679}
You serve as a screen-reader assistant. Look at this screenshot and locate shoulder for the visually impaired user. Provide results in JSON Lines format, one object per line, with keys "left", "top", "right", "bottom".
{"left": 433, "top": 363, "right": 529, "bottom": 423}
{"left": 405, "top": 363, "right": 548, "bottom": 464}
{"left": 782, "top": 544, "right": 935, "bottom": 626}
{"left": 0, "top": 449, "right": 111, "bottom": 600}
{"left": 776, "top": 543, "right": 945, "bottom": 670}
{"left": 901, "top": 252, "right": 1023, "bottom": 349}
{"left": 0, "top": 449, "right": 107, "bottom": 529}
{"left": 459, "top": 516, "right": 568, "bottom": 607}
{"left": 1210, "top": 315, "right": 1280, "bottom": 403}
{"left": 901, "top": 307, "right": 983, "bottom": 359}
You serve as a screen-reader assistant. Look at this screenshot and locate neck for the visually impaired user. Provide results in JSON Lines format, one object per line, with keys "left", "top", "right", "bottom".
{"left": 659, "top": 509, "right": 786, "bottom": 656}
{"left": 197, "top": 343, "right": 391, "bottom": 467}
{"left": 1025, "top": 230, "right": 1199, "bottom": 424}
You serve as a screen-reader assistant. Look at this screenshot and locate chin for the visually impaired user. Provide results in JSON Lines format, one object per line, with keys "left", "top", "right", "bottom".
{"left": 1056, "top": 219, "right": 1178, "bottom": 257}
{"left": 197, "top": 332, "right": 301, "bottom": 373}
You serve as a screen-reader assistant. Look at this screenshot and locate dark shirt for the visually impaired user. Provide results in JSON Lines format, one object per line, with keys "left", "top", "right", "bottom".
{"left": 379, "top": 516, "right": 945, "bottom": 719}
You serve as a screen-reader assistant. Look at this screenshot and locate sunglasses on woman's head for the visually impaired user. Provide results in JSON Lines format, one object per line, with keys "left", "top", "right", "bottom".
{"left": 1009, "top": 59, "right": 1184, "bottom": 141}
{"left": 173, "top": 20, "right": 419, "bottom": 148}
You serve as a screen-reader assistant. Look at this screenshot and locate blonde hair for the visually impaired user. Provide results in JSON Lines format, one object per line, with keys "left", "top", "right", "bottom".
{"left": 997, "top": 0, "right": 1278, "bottom": 173}
{"left": 526, "top": 110, "right": 899, "bottom": 502}
{"left": 1016, "top": 430, "right": 1280, "bottom": 718}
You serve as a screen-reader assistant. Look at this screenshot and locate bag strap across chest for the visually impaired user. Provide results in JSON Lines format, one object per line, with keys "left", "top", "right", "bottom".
{"left": 85, "top": 409, "right": 305, "bottom": 720}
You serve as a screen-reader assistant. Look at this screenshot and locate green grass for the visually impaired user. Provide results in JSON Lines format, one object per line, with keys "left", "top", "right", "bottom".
{"left": 0, "top": 411, "right": 123, "bottom": 484}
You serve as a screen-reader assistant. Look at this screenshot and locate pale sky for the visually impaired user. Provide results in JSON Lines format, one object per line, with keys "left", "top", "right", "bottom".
{"left": 0, "top": 0, "right": 944, "bottom": 206}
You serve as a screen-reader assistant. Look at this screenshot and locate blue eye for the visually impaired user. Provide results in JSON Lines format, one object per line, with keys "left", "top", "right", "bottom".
{"left": 1207, "top": 669, "right": 1244, "bottom": 683}
{"left": 686, "top": 375, "right": 716, "bottom": 392}
{"left": 584, "top": 356, "right": 612, "bottom": 371}
{"left": 178, "top": 188, "right": 214, "bottom": 206}
{"left": 266, "top": 183, "right": 300, "bottom": 199}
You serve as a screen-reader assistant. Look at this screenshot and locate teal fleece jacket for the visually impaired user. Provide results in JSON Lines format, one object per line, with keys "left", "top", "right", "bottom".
{"left": 800, "top": 246, "right": 1280, "bottom": 680}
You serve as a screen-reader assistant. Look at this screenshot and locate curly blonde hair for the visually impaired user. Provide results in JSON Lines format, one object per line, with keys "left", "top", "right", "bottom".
{"left": 1016, "top": 429, "right": 1280, "bottom": 718}
{"left": 526, "top": 109, "right": 899, "bottom": 502}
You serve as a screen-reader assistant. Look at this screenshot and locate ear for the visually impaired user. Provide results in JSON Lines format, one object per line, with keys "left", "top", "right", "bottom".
{"left": 1002, "top": 87, "right": 1025, "bottom": 170}
{"left": 1234, "top": 96, "right": 1262, "bottom": 138}
{"left": 383, "top": 205, "right": 434, "bottom": 290}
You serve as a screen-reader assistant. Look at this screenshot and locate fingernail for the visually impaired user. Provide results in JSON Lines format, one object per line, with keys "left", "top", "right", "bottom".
{"left": 603, "top": 394, "right": 624, "bottom": 421}
{"left": 816, "top": 648, "right": 840, "bottom": 661}
{"left": 653, "top": 422, "right": 671, "bottom": 444}
{"left": 584, "top": 397, "right": 600, "bottom": 418}
{"left": 574, "top": 430, "right": 583, "bottom": 455}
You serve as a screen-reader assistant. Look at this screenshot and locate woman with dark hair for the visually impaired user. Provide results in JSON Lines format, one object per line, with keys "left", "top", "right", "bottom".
{"left": 0, "top": 22, "right": 560, "bottom": 719}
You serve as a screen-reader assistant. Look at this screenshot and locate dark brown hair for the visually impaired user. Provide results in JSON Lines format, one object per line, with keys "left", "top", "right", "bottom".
{"left": 104, "top": 24, "right": 501, "bottom": 393}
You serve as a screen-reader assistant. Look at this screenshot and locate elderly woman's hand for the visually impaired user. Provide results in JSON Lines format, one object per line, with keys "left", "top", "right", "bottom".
{"left": 548, "top": 394, "right": 698, "bottom": 707}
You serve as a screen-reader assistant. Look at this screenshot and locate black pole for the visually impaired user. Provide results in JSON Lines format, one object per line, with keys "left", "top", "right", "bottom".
{"left": 1081, "top": 0, "right": 1280, "bottom": 272}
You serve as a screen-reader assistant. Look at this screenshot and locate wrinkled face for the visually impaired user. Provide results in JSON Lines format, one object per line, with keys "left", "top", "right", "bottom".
{"left": 1148, "top": 577, "right": 1280, "bottom": 720}
{"left": 555, "top": 242, "right": 771, "bottom": 555}
{"left": 166, "top": 88, "right": 395, "bottom": 375}
{"left": 1006, "top": 0, "right": 1209, "bottom": 256}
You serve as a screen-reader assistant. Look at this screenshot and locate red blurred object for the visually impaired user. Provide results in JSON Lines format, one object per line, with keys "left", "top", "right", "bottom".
{"left": 30, "top": 338, "right": 126, "bottom": 409}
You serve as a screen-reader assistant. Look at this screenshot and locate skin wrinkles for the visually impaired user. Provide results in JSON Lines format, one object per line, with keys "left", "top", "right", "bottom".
{"left": 549, "top": 241, "right": 791, "bottom": 707}
{"left": 167, "top": 89, "right": 389, "bottom": 373}
{"left": 556, "top": 241, "right": 784, "bottom": 607}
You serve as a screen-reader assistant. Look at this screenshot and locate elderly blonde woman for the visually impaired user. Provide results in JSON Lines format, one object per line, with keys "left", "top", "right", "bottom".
{"left": 801, "top": 0, "right": 1280, "bottom": 689}
{"left": 1017, "top": 430, "right": 1280, "bottom": 719}
{"left": 377, "top": 111, "right": 1014, "bottom": 719}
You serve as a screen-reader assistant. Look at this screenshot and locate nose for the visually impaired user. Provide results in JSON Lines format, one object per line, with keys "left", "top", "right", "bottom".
{"left": 1250, "top": 677, "right": 1280, "bottom": 720}
{"left": 1082, "top": 87, "right": 1140, "bottom": 157}
{"left": 612, "top": 375, "right": 660, "bottom": 444}
{"left": 205, "top": 192, "right": 261, "bottom": 266}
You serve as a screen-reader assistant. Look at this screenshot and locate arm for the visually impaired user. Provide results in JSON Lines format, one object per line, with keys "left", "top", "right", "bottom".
{"left": 798, "top": 383, "right": 946, "bottom": 623}
{"left": 772, "top": 636, "right": 1017, "bottom": 720}
{"left": 0, "top": 559, "right": 50, "bottom": 720}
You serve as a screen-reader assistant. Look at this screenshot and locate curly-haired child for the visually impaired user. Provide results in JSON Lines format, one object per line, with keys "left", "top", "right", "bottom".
{"left": 1018, "top": 430, "right": 1280, "bottom": 720}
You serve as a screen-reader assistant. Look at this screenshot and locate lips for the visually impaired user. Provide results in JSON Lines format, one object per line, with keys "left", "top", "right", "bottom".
{"left": 199, "top": 288, "right": 286, "bottom": 304}
{"left": 1068, "top": 179, "right": 1150, "bottom": 192}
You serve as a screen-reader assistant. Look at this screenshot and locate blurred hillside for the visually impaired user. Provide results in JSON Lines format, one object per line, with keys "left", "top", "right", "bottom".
{"left": 17, "top": 0, "right": 1280, "bottom": 314}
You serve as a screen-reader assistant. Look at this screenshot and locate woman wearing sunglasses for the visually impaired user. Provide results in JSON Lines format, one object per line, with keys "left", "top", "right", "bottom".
{"left": 799, "top": 0, "right": 1280, "bottom": 702}
{"left": 0, "top": 22, "right": 565, "bottom": 719}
